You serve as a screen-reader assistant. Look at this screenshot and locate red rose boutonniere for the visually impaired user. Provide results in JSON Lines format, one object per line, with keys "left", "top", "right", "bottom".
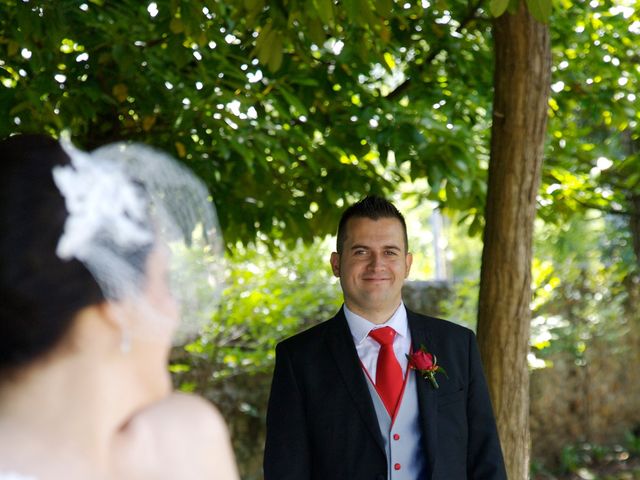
{"left": 407, "top": 346, "right": 448, "bottom": 389}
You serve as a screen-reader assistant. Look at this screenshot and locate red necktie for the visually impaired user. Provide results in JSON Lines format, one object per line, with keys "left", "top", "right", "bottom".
{"left": 369, "top": 327, "right": 403, "bottom": 417}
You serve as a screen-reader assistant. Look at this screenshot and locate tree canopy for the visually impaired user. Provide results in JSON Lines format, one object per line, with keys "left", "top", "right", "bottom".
{"left": 3, "top": 1, "right": 637, "bottom": 250}
{"left": 1, "top": 0, "right": 502, "bottom": 245}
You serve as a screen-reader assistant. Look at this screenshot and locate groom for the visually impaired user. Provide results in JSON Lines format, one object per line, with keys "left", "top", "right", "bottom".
{"left": 264, "top": 196, "right": 507, "bottom": 480}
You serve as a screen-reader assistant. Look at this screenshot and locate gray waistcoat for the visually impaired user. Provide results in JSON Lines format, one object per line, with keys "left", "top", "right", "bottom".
{"left": 364, "top": 369, "right": 426, "bottom": 479}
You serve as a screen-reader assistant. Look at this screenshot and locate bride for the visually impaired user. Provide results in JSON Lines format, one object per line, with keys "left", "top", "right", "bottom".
{"left": 0, "top": 134, "right": 239, "bottom": 479}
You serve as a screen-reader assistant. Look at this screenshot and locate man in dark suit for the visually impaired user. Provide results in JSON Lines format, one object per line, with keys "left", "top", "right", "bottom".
{"left": 264, "top": 196, "right": 507, "bottom": 480}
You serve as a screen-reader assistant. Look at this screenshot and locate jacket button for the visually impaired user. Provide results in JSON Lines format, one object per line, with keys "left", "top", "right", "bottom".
{"left": 393, "top": 433, "right": 400, "bottom": 440}
{"left": 394, "top": 463, "right": 401, "bottom": 470}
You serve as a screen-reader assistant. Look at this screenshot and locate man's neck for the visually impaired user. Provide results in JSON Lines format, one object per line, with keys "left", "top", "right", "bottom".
{"left": 344, "top": 301, "right": 402, "bottom": 325}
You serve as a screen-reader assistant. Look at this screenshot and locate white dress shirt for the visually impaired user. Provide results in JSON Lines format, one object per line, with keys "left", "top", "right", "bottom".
{"left": 344, "top": 303, "right": 412, "bottom": 380}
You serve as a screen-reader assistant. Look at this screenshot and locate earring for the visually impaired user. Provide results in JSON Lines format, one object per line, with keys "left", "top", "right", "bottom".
{"left": 120, "top": 328, "right": 131, "bottom": 354}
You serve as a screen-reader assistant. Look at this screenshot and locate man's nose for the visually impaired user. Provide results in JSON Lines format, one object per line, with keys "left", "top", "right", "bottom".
{"left": 368, "top": 252, "right": 385, "bottom": 269}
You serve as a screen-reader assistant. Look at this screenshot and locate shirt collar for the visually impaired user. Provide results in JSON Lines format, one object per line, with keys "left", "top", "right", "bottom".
{"left": 344, "top": 303, "right": 408, "bottom": 345}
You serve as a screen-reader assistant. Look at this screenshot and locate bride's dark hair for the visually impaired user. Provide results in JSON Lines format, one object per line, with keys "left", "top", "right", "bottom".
{"left": 0, "top": 134, "right": 107, "bottom": 371}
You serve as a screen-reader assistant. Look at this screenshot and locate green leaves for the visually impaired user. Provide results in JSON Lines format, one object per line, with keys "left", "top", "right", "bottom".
{"left": 525, "top": 0, "right": 552, "bottom": 23}
{"left": 313, "top": 0, "right": 335, "bottom": 27}
{"left": 489, "top": 0, "right": 552, "bottom": 23}
{"left": 3, "top": 0, "right": 637, "bottom": 259}
{"left": 490, "top": 0, "right": 511, "bottom": 18}
{"left": 173, "top": 239, "right": 342, "bottom": 381}
{"left": 254, "top": 22, "right": 284, "bottom": 72}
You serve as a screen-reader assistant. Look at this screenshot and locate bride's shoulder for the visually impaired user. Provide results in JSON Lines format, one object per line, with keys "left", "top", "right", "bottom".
{"left": 139, "top": 392, "right": 227, "bottom": 434}
{"left": 113, "top": 393, "right": 238, "bottom": 480}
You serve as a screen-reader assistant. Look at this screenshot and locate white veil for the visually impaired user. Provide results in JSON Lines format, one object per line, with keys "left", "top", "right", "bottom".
{"left": 53, "top": 136, "right": 224, "bottom": 344}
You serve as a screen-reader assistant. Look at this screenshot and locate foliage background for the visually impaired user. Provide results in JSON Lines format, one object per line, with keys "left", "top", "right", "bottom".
{"left": 2, "top": 0, "right": 640, "bottom": 478}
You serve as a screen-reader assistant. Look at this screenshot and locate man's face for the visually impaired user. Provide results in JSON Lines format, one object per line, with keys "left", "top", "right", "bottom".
{"left": 330, "top": 216, "right": 412, "bottom": 320}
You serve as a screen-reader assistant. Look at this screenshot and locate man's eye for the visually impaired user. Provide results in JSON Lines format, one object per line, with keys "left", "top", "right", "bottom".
{"left": 385, "top": 250, "right": 398, "bottom": 256}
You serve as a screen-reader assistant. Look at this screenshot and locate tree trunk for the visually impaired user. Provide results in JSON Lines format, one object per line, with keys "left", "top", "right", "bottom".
{"left": 625, "top": 194, "right": 640, "bottom": 388}
{"left": 476, "top": 3, "right": 551, "bottom": 479}
{"left": 628, "top": 195, "right": 640, "bottom": 270}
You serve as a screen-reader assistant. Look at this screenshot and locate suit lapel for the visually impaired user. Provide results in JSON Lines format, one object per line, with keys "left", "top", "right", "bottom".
{"left": 325, "top": 309, "right": 386, "bottom": 455}
{"left": 408, "top": 311, "right": 438, "bottom": 479}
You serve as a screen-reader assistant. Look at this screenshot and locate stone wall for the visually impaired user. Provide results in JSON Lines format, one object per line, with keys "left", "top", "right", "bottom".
{"left": 529, "top": 336, "right": 640, "bottom": 464}
{"left": 402, "top": 280, "right": 453, "bottom": 318}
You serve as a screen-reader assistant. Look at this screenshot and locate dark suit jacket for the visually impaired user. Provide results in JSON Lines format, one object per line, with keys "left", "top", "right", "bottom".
{"left": 263, "top": 308, "right": 507, "bottom": 480}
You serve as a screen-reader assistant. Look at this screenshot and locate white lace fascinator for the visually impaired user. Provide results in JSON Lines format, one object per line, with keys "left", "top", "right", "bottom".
{"left": 52, "top": 136, "right": 224, "bottom": 344}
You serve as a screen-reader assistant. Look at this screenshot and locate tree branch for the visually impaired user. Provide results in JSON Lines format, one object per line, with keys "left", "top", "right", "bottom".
{"left": 571, "top": 197, "right": 640, "bottom": 219}
{"left": 386, "top": 0, "right": 487, "bottom": 101}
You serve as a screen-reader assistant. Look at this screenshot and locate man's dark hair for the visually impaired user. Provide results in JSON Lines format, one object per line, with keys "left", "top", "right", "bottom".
{"left": 336, "top": 195, "right": 408, "bottom": 254}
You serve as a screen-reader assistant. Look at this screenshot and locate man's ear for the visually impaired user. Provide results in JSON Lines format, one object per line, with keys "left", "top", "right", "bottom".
{"left": 330, "top": 252, "right": 340, "bottom": 277}
{"left": 405, "top": 252, "right": 413, "bottom": 278}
